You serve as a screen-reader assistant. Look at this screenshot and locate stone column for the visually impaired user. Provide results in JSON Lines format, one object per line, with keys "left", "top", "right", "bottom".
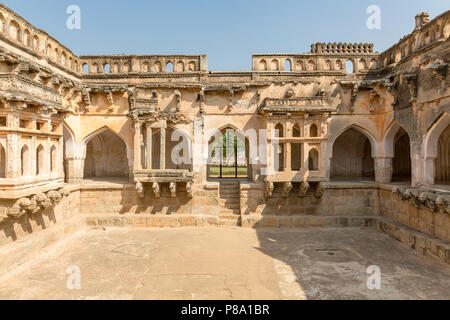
{"left": 65, "top": 157, "right": 85, "bottom": 183}
{"left": 374, "top": 157, "right": 393, "bottom": 183}
{"left": 160, "top": 126, "right": 166, "bottom": 170}
{"left": 423, "top": 157, "right": 436, "bottom": 186}
{"left": 6, "top": 132, "right": 20, "bottom": 179}
{"left": 303, "top": 143, "right": 309, "bottom": 170}
{"left": 133, "top": 122, "right": 142, "bottom": 171}
{"left": 145, "top": 124, "right": 152, "bottom": 170}
{"left": 286, "top": 143, "right": 291, "bottom": 172}
{"left": 410, "top": 141, "right": 422, "bottom": 187}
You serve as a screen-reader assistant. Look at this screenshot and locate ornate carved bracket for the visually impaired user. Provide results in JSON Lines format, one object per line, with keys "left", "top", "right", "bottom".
{"left": 265, "top": 181, "right": 274, "bottom": 198}
{"left": 198, "top": 89, "right": 206, "bottom": 114}
{"left": 299, "top": 181, "right": 310, "bottom": 197}
{"left": 174, "top": 90, "right": 182, "bottom": 112}
{"left": 186, "top": 182, "right": 193, "bottom": 198}
{"left": 152, "top": 182, "right": 161, "bottom": 198}
{"left": 228, "top": 89, "right": 234, "bottom": 110}
{"left": 169, "top": 182, "right": 177, "bottom": 198}
{"left": 282, "top": 182, "right": 292, "bottom": 198}
{"left": 314, "top": 182, "right": 325, "bottom": 198}
{"left": 392, "top": 187, "right": 450, "bottom": 214}
{"left": 136, "top": 182, "right": 144, "bottom": 198}
{"left": 403, "top": 74, "right": 418, "bottom": 103}
{"left": 6, "top": 188, "right": 70, "bottom": 220}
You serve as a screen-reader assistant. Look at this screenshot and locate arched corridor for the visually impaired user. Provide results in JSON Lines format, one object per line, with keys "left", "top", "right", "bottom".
{"left": 436, "top": 125, "right": 450, "bottom": 184}
{"left": 331, "top": 128, "right": 374, "bottom": 180}
{"left": 84, "top": 129, "right": 129, "bottom": 178}
{"left": 392, "top": 128, "right": 411, "bottom": 181}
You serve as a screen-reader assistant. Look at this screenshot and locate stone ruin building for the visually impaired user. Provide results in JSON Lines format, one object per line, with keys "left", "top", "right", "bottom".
{"left": 0, "top": 3, "right": 448, "bottom": 274}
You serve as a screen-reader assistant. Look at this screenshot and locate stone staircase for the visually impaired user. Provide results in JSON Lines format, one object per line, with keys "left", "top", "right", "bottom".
{"left": 218, "top": 180, "right": 241, "bottom": 226}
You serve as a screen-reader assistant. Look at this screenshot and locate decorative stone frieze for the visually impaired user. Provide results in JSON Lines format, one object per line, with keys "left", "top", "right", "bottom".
{"left": 392, "top": 187, "right": 450, "bottom": 214}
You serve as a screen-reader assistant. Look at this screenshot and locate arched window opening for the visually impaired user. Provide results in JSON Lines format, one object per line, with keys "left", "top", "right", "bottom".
{"left": 345, "top": 60, "right": 355, "bottom": 74}
{"left": 84, "top": 129, "right": 129, "bottom": 179}
{"left": 21, "top": 145, "right": 30, "bottom": 176}
{"left": 166, "top": 62, "right": 173, "bottom": 72}
{"left": 0, "top": 14, "right": 5, "bottom": 33}
{"left": 435, "top": 125, "right": 450, "bottom": 184}
{"left": 310, "top": 124, "right": 318, "bottom": 137}
{"left": 308, "top": 148, "right": 319, "bottom": 171}
{"left": 176, "top": 61, "right": 184, "bottom": 72}
{"left": 293, "top": 124, "right": 301, "bottom": 137}
{"left": 207, "top": 127, "right": 249, "bottom": 179}
{"left": 392, "top": 128, "right": 411, "bottom": 181}
{"left": 50, "top": 145, "right": 57, "bottom": 173}
{"left": 0, "top": 144, "right": 6, "bottom": 178}
{"left": 36, "top": 145, "right": 44, "bottom": 175}
{"left": 83, "top": 63, "right": 89, "bottom": 74}
{"left": 33, "top": 35, "right": 39, "bottom": 50}
{"left": 103, "top": 63, "right": 110, "bottom": 74}
{"left": 259, "top": 59, "right": 267, "bottom": 71}
{"left": 270, "top": 59, "right": 279, "bottom": 71}
{"left": 188, "top": 61, "right": 196, "bottom": 72}
{"left": 284, "top": 59, "right": 292, "bottom": 71}
{"left": 331, "top": 128, "right": 375, "bottom": 180}
{"left": 9, "top": 20, "right": 21, "bottom": 41}
{"left": 291, "top": 143, "right": 302, "bottom": 171}
{"left": 275, "top": 123, "right": 284, "bottom": 138}
{"left": 142, "top": 62, "right": 150, "bottom": 72}
{"left": 153, "top": 61, "right": 162, "bottom": 72}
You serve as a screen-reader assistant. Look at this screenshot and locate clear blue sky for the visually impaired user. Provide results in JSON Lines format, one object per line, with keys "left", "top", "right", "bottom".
{"left": 2, "top": 0, "right": 449, "bottom": 71}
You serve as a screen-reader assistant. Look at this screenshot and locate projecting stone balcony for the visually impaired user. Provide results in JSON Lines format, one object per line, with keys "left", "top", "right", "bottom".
{"left": 133, "top": 169, "right": 194, "bottom": 199}
{"left": 263, "top": 170, "right": 327, "bottom": 199}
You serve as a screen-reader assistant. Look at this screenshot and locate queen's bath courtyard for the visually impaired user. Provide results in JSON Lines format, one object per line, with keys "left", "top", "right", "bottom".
{"left": 0, "top": 3, "right": 448, "bottom": 300}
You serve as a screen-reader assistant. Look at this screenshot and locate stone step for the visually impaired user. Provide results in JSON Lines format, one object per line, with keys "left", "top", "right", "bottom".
{"left": 219, "top": 193, "right": 240, "bottom": 199}
{"left": 219, "top": 208, "right": 240, "bottom": 215}
{"left": 218, "top": 214, "right": 241, "bottom": 226}
{"left": 219, "top": 186, "right": 240, "bottom": 191}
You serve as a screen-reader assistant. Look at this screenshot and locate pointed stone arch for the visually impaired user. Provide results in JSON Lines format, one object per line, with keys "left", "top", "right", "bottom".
{"left": 82, "top": 127, "right": 130, "bottom": 179}
{"left": 207, "top": 124, "right": 251, "bottom": 179}
{"left": 36, "top": 144, "right": 45, "bottom": 175}
{"left": 423, "top": 112, "right": 450, "bottom": 185}
{"left": 20, "top": 144, "right": 30, "bottom": 176}
{"left": 383, "top": 121, "right": 412, "bottom": 182}
{"left": 330, "top": 125, "right": 376, "bottom": 180}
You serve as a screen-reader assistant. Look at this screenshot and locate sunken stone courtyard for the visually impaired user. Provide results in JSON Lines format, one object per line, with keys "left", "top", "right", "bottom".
{"left": 0, "top": 4, "right": 448, "bottom": 300}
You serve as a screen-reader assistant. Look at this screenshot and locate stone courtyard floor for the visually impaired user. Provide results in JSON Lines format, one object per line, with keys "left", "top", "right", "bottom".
{"left": 0, "top": 226, "right": 449, "bottom": 300}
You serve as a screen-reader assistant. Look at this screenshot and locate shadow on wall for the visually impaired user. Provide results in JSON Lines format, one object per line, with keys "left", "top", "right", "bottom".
{"left": 0, "top": 204, "right": 57, "bottom": 243}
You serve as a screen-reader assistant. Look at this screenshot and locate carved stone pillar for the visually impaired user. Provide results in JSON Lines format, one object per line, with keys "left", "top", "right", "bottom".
{"left": 286, "top": 143, "right": 292, "bottom": 172}
{"left": 65, "top": 157, "right": 85, "bottom": 183}
{"left": 145, "top": 124, "right": 152, "bottom": 170}
{"left": 160, "top": 126, "right": 166, "bottom": 170}
{"left": 134, "top": 122, "right": 142, "bottom": 171}
{"left": 374, "top": 157, "right": 393, "bottom": 184}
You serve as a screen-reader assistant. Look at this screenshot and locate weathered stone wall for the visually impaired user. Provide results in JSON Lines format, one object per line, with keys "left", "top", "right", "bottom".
{"left": 378, "top": 186, "right": 450, "bottom": 241}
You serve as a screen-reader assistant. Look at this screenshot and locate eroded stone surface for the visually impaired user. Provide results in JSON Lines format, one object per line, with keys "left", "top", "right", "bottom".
{"left": 0, "top": 227, "right": 448, "bottom": 300}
